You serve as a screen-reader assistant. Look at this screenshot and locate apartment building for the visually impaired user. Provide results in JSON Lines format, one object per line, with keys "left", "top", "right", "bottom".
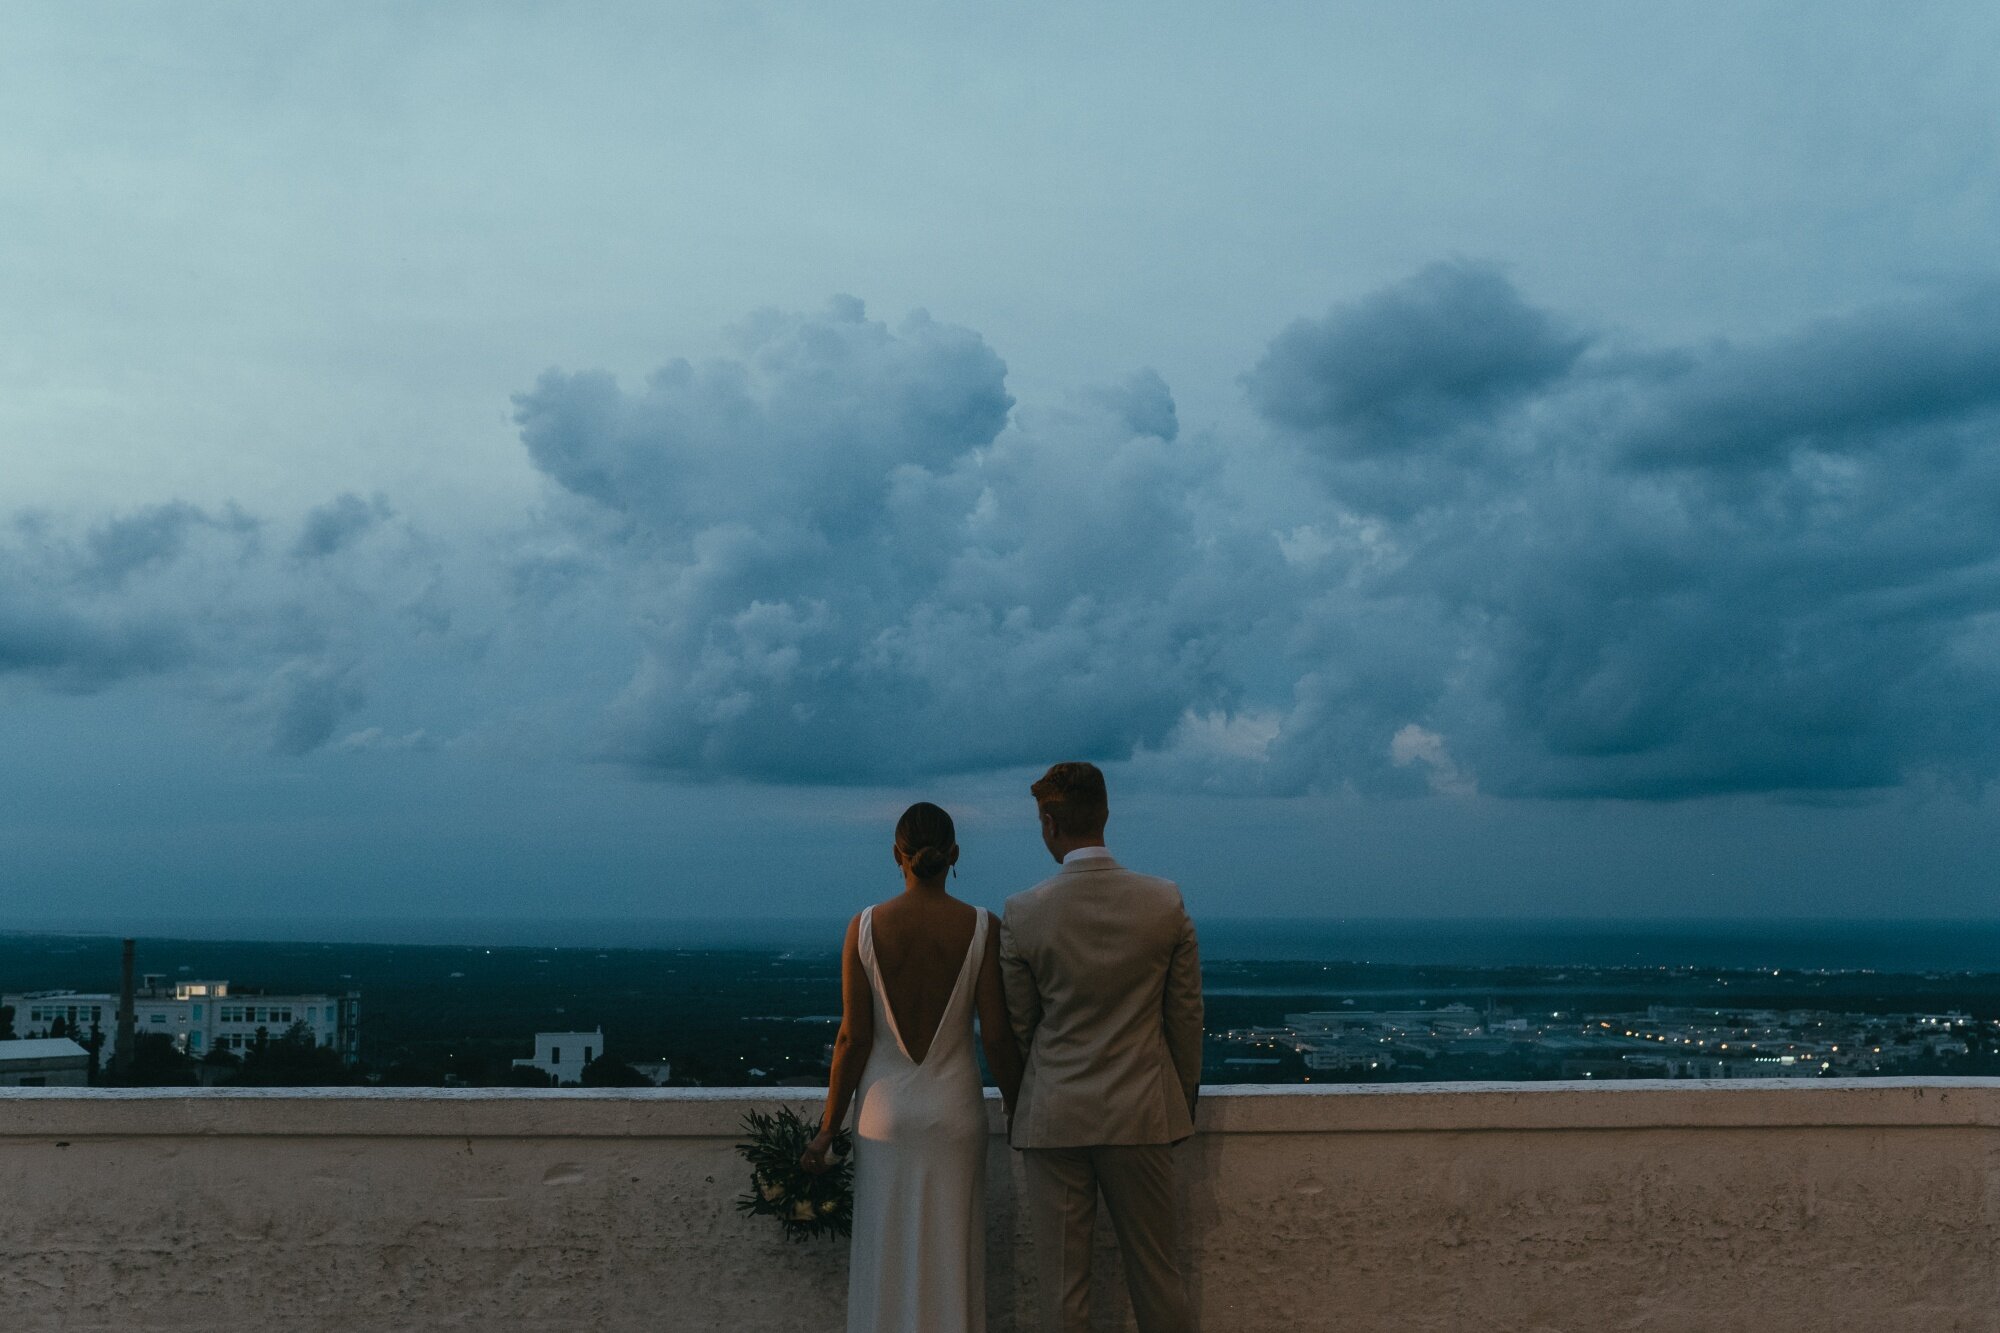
{"left": 3, "top": 976, "right": 359, "bottom": 1065}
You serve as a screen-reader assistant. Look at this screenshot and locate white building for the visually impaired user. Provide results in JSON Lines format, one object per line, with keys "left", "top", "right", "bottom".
{"left": 513, "top": 1030, "right": 604, "bottom": 1086}
{"left": 0, "top": 1038, "right": 90, "bottom": 1087}
{"left": 2, "top": 977, "right": 359, "bottom": 1065}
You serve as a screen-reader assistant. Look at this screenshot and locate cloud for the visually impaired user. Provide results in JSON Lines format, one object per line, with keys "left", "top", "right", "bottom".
{"left": 1615, "top": 283, "right": 2000, "bottom": 471}
{"left": 496, "top": 280, "right": 2000, "bottom": 801}
{"left": 267, "top": 659, "right": 365, "bottom": 756}
{"left": 514, "top": 295, "right": 1014, "bottom": 540}
{"left": 513, "top": 298, "right": 1252, "bottom": 783}
{"left": 1238, "top": 261, "right": 1593, "bottom": 519}
{"left": 0, "top": 595, "right": 183, "bottom": 691}
{"left": 0, "top": 508, "right": 204, "bottom": 688}
{"left": 0, "top": 494, "right": 458, "bottom": 755}
{"left": 1249, "top": 270, "right": 2000, "bottom": 799}
{"left": 79, "top": 501, "right": 258, "bottom": 589}
{"left": 1243, "top": 260, "right": 1587, "bottom": 455}
{"left": 1084, "top": 368, "right": 1179, "bottom": 442}
{"left": 1390, "top": 724, "right": 1476, "bottom": 798}
{"left": 9, "top": 275, "right": 2000, "bottom": 804}
{"left": 293, "top": 492, "right": 392, "bottom": 559}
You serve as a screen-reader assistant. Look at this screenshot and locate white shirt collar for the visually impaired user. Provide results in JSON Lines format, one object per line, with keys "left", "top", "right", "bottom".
{"left": 1061, "top": 845, "right": 1114, "bottom": 865}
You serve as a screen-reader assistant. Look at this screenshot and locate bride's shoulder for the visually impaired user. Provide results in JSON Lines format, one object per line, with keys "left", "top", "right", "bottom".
{"left": 853, "top": 897, "right": 906, "bottom": 943}
{"left": 843, "top": 906, "right": 879, "bottom": 945}
{"left": 945, "top": 896, "right": 991, "bottom": 930}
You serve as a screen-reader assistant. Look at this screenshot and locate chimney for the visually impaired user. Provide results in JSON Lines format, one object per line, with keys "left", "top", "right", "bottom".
{"left": 114, "top": 939, "right": 137, "bottom": 1075}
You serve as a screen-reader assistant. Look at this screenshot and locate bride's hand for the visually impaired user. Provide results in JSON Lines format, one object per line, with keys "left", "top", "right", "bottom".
{"left": 799, "top": 1130, "right": 836, "bottom": 1174}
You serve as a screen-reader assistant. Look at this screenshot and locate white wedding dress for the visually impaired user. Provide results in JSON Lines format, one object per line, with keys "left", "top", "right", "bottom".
{"left": 847, "top": 905, "right": 990, "bottom": 1333}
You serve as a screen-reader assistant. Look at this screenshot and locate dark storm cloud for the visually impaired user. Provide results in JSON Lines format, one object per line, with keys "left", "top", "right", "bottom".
{"left": 267, "top": 660, "right": 366, "bottom": 756}
{"left": 293, "top": 492, "right": 392, "bottom": 560}
{"left": 1239, "top": 261, "right": 1591, "bottom": 518}
{"left": 1614, "top": 284, "right": 2000, "bottom": 471}
{"left": 0, "top": 496, "right": 432, "bottom": 754}
{"left": 516, "top": 295, "right": 1015, "bottom": 538}
{"left": 513, "top": 299, "right": 1251, "bottom": 783}
{"left": 1251, "top": 270, "right": 2000, "bottom": 800}
{"left": 1244, "top": 261, "right": 1588, "bottom": 454}
{"left": 1084, "top": 368, "right": 1180, "bottom": 442}
{"left": 0, "top": 594, "right": 182, "bottom": 690}
{"left": 10, "top": 276, "right": 1999, "bottom": 804}
{"left": 505, "top": 280, "right": 2000, "bottom": 800}
{"left": 79, "top": 501, "right": 257, "bottom": 589}
{"left": 0, "top": 507, "right": 214, "bottom": 686}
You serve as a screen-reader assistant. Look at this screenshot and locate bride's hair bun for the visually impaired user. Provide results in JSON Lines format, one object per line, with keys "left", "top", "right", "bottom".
{"left": 908, "top": 844, "right": 952, "bottom": 879}
{"left": 895, "top": 801, "right": 956, "bottom": 881}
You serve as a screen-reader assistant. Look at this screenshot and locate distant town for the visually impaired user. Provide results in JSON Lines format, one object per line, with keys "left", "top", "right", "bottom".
{"left": 1214, "top": 1002, "right": 1979, "bottom": 1081}
{"left": 0, "top": 938, "right": 671, "bottom": 1090}
{"left": 1, "top": 965, "right": 671, "bottom": 1090}
{"left": 5, "top": 931, "right": 2000, "bottom": 1090}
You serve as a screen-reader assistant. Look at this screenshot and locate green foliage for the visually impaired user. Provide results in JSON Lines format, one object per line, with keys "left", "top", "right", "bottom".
{"left": 233, "top": 1020, "right": 360, "bottom": 1087}
{"left": 498, "top": 1063, "right": 555, "bottom": 1087}
{"left": 102, "top": 1032, "right": 199, "bottom": 1087}
{"left": 734, "top": 1108, "right": 853, "bottom": 1243}
{"left": 379, "top": 1059, "right": 456, "bottom": 1087}
{"left": 580, "top": 1054, "right": 652, "bottom": 1087}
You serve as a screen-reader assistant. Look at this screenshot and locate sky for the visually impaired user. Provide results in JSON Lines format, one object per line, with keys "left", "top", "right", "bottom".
{"left": 3, "top": 3, "right": 1999, "bottom": 932}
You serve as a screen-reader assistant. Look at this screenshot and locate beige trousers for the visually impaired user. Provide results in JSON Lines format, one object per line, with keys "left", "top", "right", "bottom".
{"left": 1021, "top": 1144, "right": 1193, "bottom": 1333}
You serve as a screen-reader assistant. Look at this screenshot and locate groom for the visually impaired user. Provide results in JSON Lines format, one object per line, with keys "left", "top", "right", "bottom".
{"left": 1000, "top": 761, "right": 1202, "bottom": 1333}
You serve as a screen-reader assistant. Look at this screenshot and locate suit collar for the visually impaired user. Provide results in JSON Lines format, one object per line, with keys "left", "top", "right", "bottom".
{"left": 1057, "top": 854, "right": 1120, "bottom": 875}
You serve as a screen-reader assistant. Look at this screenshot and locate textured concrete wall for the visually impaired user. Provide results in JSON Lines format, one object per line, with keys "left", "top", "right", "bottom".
{"left": 4, "top": 1081, "right": 1999, "bottom": 1332}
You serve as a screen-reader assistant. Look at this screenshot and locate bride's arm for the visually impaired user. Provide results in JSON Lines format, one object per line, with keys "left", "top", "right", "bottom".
{"left": 803, "top": 913, "right": 872, "bottom": 1172}
{"left": 975, "top": 927, "right": 1024, "bottom": 1117}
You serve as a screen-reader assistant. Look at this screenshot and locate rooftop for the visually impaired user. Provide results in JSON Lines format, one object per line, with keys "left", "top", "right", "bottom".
{"left": 0, "top": 1039, "right": 89, "bottom": 1063}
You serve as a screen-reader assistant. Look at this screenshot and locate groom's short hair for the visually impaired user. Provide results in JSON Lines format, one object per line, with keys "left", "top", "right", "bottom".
{"left": 1032, "top": 761, "right": 1109, "bottom": 838}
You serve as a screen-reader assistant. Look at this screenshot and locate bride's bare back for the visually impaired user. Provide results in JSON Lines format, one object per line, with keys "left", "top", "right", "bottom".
{"left": 866, "top": 893, "right": 979, "bottom": 1066}
{"left": 804, "top": 800, "right": 1022, "bottom": 1191}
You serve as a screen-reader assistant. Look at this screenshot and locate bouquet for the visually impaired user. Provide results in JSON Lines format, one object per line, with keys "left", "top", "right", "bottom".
{"left": 734, "top": 1107, "right": 854, "bottom": 1242}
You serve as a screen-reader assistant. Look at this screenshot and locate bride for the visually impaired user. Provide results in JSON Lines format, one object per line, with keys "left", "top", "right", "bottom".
{"left": 802, "top": 801, "right": 1023, "bottom": 1333}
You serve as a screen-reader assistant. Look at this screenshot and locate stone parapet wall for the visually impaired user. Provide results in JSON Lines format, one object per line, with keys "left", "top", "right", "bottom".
{"left": 4, "top": 1081, "right": 1997, "bottom": 1331}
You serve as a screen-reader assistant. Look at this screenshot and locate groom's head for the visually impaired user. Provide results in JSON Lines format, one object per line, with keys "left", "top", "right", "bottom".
{"left": 1032, "top": 761, "right": 1108, "bottom": 862}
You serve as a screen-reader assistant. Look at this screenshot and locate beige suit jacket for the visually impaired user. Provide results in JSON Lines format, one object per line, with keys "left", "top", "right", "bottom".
{"left": 1000, "top": 855, "right": 1203, "bottom": 1149}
